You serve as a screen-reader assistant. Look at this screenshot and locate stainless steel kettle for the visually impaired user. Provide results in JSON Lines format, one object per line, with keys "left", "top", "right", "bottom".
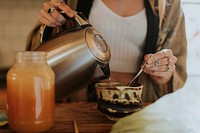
{"left": 36, "top": 12, "right": 111, "bottom": 101}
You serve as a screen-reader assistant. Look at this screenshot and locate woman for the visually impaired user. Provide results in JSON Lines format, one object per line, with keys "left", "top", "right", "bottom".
{"left": 26, "top": 0, "right": 187, "bottom": 102}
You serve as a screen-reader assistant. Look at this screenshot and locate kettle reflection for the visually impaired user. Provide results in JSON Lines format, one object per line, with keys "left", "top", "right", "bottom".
{"left": 35, "top": 12, "right": 111, "bottom": 101}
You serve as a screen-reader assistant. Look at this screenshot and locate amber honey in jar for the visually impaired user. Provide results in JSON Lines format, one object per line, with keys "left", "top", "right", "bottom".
{"left": 6, "top": 51, "right": 55, "bottom": 132}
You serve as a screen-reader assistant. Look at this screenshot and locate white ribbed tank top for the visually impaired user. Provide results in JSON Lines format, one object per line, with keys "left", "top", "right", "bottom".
{"left": 89, "top": 0, "right": 147, "bottom": 73}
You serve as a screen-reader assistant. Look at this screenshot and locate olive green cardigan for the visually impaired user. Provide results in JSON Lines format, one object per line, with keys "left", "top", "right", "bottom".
{"left": 26, "top": 0, "right": 187, "bottom": 102}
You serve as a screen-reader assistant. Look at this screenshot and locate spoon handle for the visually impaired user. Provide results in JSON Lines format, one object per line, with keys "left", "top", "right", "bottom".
{"left": 128, "top": 54, "right": 152, "bottom": 86}
{"left": 128, "top": 61, "right": 147, "bottom": 86}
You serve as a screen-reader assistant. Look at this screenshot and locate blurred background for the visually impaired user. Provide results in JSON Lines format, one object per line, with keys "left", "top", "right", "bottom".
{"left": 0, "top": 0, "right": 200, "bottom": 87}
{"left": 181, "top": 0, "right": 200, "bottom": 88}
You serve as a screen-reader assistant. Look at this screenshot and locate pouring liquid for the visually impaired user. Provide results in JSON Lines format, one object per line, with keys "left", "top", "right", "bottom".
{"left": 108, "top": 77, "right": 114, "bottom": 87}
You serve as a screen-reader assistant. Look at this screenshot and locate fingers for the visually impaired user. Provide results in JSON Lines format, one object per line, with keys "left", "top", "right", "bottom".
{"left": 55, "top": 2, "right": 75, "bottom": 17}
{"left": 39, "top": 3, "right": 61, "bottom": 27}
{"left": 49, "top": 0, "right": 75, "bottom": 18}
{"left": 143, "top": 49, "right": 177, "bottom": 79}
{"left": 45, "top": 2, "right": 67, "bottom": 22}
{"left": 145, "top": 51, "right": 164, "bottom": 64}
{"left": 39, "top": 2, "right": 63, "bottom": 27}
{"left": 143, "top": 64, "right": 175, "bottom": 78}
{"left": 38, "top": 0, "right": 75, "bottom": 27}
{"left": 145, "top": 56, "right": 176, "bottom": 68}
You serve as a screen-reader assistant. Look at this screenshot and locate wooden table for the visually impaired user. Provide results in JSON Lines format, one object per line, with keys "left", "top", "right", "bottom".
{"left": 0, "top": 101, "right": 150, "bottom": 133}
{"left": 0, "top": 102, "right": 116, "bottom": 133}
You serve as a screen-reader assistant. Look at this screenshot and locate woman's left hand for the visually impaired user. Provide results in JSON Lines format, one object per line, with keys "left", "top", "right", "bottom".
{"left": 143, "top": 49, "right": 177, "bottom": 84}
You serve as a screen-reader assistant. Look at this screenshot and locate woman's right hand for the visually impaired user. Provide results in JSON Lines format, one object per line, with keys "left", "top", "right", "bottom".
{"left": 38, "top": 0, "right": 75, "bottom": 27}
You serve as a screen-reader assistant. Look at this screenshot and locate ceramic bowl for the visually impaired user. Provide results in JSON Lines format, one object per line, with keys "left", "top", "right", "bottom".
{"left": 95, "top": 82, "right": 143, "bottom": 119}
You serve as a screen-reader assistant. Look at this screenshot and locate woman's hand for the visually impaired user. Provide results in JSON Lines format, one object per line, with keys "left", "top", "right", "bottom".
{"left": 38, "top": 0, "right": 75, "bottom": 27}
{"left": 143, "top": 49, "right": 177, "bottom": 84}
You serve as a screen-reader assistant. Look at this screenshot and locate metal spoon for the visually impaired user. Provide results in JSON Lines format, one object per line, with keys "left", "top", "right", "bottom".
{"left": 128, "top": 54, "right": 152, "bottom": 86}
{"left": 128, "top": 61, "right": 147, "bottom": 86}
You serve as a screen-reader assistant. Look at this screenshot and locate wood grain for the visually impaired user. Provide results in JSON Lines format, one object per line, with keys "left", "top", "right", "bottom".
{"left": 0, "top": 102, "right": 116, "bottom": 133}
{"left": 0, "top": 87, "right": 151, "bottom": 133}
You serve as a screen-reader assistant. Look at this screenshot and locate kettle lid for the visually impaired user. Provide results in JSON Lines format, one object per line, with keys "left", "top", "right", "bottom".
{"left": 85, "top": 27, "right": 111, "bottom": 64}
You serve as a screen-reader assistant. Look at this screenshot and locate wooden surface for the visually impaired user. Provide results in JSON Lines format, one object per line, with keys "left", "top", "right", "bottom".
{"left": 0, "top": 85, "right": 151, "bottom": 133}
{"left": 0, "top": 102, "right": 117, "bottom": 133}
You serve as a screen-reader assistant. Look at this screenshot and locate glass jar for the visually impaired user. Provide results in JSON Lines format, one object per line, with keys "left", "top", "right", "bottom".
{"left": 6, "top": 51, "right": 55, "bottom": 132}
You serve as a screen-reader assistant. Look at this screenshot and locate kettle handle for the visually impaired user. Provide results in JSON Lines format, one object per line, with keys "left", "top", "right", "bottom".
{"left": 40, "top": 11, "right": 91, "bottom": 43}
